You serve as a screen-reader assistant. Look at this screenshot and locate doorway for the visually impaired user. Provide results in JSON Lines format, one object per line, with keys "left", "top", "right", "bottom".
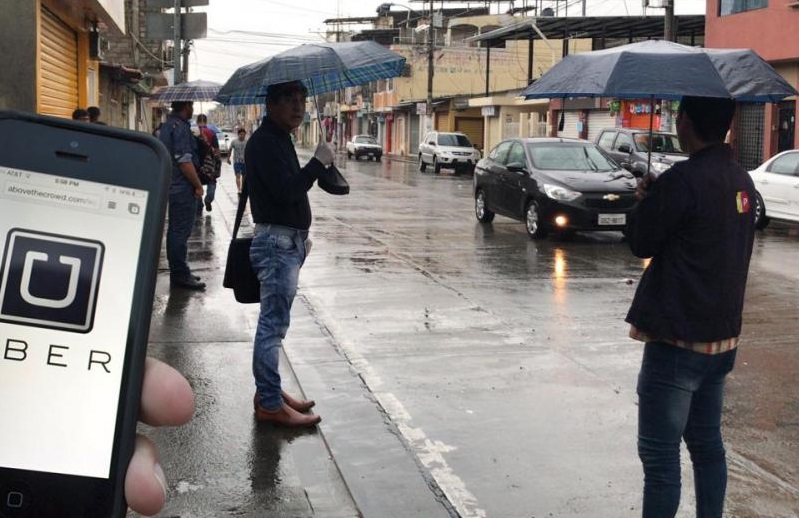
{"left": 777, "top": 101, "right": 796, "bottom": 152}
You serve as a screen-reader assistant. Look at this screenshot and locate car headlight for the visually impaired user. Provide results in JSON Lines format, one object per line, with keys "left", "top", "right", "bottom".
{"left": 543, "top": 184, "right": 581, "bottom": 201}
{"left": 650, "top": 162, "right": 671, "bottom": 173}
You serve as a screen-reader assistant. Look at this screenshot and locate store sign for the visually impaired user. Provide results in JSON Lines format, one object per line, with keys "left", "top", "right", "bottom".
{"left": 481, "top": 106, "right": 496, "bottom": 117}
{"left": 416, "top": 103, "right": 427, "bottom": 115}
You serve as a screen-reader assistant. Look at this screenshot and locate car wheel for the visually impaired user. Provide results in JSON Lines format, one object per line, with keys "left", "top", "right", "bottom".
{"left": 433, "top": 156, "right": 442, "bottom": 174}
{"left": 418, "top": 155, "right": 427, "bottom": 172}
{"left": 475, "top": 189, "right": 495, "bottom": 223}
{"left": 525, "top": 201, "right": 548, "bottom": 239}
{"left": 754, "top": 191, "right": 770, "bottom": 230}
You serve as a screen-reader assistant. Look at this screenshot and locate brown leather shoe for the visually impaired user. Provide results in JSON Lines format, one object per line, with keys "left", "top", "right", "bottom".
{"left": 255, "top": 402, "right": 321, "bottom": 427}
{"left": 282, "top": 390, "right": 316, "bottom": 412}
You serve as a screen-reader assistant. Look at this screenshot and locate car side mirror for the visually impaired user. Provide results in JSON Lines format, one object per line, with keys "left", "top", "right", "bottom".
{"left": 428, "top": 141, "right": 436, "bottom": 146}
{"left": 507, "top": 162, "right": 528, "bottom": 173}
{"left": 618, "top": 144, "right": 632, "bottom": 154}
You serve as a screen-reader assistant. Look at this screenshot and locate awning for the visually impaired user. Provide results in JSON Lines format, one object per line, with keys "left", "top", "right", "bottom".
{"left": 467, "top": 15, "right": 705, "bottom": 44}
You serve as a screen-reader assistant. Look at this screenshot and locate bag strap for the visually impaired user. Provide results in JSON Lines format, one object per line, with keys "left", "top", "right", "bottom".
{"left": 232, "top": 177, "right": 249, "bottom": 239}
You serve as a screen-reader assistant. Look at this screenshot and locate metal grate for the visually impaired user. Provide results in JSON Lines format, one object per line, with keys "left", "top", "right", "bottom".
{"left": 736, "top": 103, "right": 764, "bottom": 171}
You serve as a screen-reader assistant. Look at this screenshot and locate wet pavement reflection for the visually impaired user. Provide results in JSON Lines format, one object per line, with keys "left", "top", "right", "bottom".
{"left": 135, "top": 153, "right": 798, "bottom": 517}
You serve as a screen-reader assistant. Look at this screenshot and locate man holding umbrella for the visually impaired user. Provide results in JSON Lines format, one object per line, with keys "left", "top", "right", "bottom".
{"left": 246, "top": 81, "right": 334, "bottom": 427}
{"left": 625, "top": 96, "right": 756, "bottom": 517}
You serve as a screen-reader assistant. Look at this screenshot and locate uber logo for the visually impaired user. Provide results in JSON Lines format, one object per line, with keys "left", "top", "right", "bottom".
{"left": 0, "top": 229, "right": 104, "bottom": 333}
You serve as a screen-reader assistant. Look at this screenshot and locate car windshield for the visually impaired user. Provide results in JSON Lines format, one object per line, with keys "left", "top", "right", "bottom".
{"left": 355, "top": 136, "right": 377, "bottom": 144}
{"left": 438, "top": 134, "right": 472, "bottom": 147}
{"left": 633, "top": 133, "right": 683, "bottom": 153}
{"left": 526, "top": 142, "right": 618, "bottom": 172}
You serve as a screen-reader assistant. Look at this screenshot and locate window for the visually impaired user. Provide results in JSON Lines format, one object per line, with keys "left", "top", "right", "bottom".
{"left": 597, "top": 131, "right": 616, "bottom": 150}
{"left": 490, "top": 141, "right": 513, "bottom": 163}
{"left": 614, "top": 134, "right": 634, "bottom": 152}
{"left": 527, "top": 143, "right": 617, "bottom": 171}
{"left": 767, "top": 152, "right": 799, "bottom": 176}
{"left": 438, "top": 133, "right": 472, "bottom": 147}
{"left": 506, "top": 143, "right": 526, "bottom": 166}
{"left": 719, "top": 0, "right": 767, "bottom": 16}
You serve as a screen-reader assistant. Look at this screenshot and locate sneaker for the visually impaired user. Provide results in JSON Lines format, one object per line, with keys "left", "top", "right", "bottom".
{"left": 205, "top": 200, "right": 212, "bottom": 212}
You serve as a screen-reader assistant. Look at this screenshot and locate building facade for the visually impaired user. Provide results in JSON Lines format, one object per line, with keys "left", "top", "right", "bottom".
{"left": 706, "top": 0, "right": 799, "bottom": 168}
{"left": 0, "top": 0, "right": 125, "bottom": 119}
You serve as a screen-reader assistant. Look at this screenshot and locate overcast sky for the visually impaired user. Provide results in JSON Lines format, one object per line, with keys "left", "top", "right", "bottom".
{"left": 189, "top": 0, "right": 706, "bottom": 85}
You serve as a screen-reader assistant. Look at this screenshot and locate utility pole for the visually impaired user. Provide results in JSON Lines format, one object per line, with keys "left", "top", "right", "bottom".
{"left": 664, "top": 0, "right": 675, "bottom": 41}
{"left": 173, "top": 0, "right": 182, "bottom": 83}
{"left": 426, "top": 0, "right": 434, "bottom": 129}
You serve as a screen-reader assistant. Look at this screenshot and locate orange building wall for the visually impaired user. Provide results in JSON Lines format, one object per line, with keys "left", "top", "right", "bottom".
{"left": 705, "top": 0, "right": 799, "bottom": 62}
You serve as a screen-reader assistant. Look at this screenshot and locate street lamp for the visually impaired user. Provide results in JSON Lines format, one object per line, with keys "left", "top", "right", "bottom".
{"left": 377, "top": 2, "right": 414, "bottom": 45}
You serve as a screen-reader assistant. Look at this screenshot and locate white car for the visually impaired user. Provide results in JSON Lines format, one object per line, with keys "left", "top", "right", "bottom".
{"left": 346, "top": 134, "right": 383, "bottom": 161}
{"left": 418, "top": 131, "right": 481, "bottom": 174}
{"left": 749, "top": 149, "right": 799, "bottom": 229}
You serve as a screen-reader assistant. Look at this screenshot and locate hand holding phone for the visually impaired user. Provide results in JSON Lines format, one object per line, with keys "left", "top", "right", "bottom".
{"left": 0, "top": 111, "right": 175, "bottom": 517}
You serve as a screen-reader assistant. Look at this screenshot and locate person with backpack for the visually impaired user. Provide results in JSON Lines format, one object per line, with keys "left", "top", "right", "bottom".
{"left": 158, "top": 101, "right": 206, "bottom": 290}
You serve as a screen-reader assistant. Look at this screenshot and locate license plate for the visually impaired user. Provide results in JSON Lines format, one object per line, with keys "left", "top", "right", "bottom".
{"left": 598, "top": 213, "right": 626, "bottom": 225}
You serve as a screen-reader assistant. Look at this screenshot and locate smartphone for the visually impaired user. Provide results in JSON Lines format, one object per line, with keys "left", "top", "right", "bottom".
{"left": 0, "top": 111, "right": 169, "bottom": 517}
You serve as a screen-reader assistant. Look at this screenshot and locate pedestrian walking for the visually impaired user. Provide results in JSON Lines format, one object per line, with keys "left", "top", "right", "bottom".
{"left": 625, "top": 96, "right": 756, "bottom": 517}
{"left": 227, "top": 128, "right": 248, "bottom": 195}
{"left": 158, "top": 101, "right": 206, "bottom": 290}
{"left": 245, "top": 80, "right": 334, "bottom": 427}
{"left": 196, "top": 113, "right": 220, "bottom": 214}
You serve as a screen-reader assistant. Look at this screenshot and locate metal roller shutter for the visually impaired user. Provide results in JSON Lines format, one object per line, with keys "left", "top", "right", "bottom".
{"left": 39, "top": 7, "right": 78, "bottom": 118}
{"left": 436, "top": 111, "right": 451, "bottom": 132}
{"left": 557, "top": 111, "right": 580, "bottom": 138}
{"left": 455, "top": 117, "right": 484, "bottom": 151}
{"left": 588, "top": 111, "right": 617, "bottom": 142}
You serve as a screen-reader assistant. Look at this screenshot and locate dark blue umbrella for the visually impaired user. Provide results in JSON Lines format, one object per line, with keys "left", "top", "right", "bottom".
{"left": 523, "top": 40, "right": 797, "bottom": 102}
{"left": 216, "top": 41, "right": 406, "bottom": 105}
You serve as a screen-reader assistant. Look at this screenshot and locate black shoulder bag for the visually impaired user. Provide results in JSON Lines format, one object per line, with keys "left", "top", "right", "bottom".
{"left": 222, "top": 180, "right": 260, "bottom": 303}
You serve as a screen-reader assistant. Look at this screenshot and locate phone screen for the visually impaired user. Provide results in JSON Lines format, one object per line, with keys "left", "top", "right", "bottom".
{"left": 0, "top": 165, "right": 149, "bottom": 479}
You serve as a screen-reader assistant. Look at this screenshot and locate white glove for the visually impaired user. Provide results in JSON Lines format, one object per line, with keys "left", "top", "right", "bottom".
{"left": 314, "top": 142, "right": 334, "bottom": 167}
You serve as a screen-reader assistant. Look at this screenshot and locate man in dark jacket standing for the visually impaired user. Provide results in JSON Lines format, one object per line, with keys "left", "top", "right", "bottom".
{"left": 246, "top": 81, "right": 334, "bottom": 427}
{"left": 625, "top": 96, "right": 755, "bottom": 518}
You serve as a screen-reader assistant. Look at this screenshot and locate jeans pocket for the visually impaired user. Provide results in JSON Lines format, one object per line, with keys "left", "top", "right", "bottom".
{"left": 275, "top": 235, "right": 296, "bottom": 251}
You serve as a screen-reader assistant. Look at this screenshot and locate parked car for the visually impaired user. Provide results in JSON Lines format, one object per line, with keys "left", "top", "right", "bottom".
{"left": 346, "top": 134, "right": 383, "bottom": 161}
{"left": 473, "top": 137, "right": 637, "bottom": 239}
{"left": 595, "top": 127, "right": 688, "bottom": 177}
{"left": 216, "top": 132, "right": 231, "bottom": 156}
{"left": 749, "top": 149, "right": 799, "bottom": 229}
{"left": 418, "top": 131, "right": 481, "bottom": 174}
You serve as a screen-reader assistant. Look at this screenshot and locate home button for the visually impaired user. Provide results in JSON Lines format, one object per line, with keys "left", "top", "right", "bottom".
{"left": 0, "top": 485, "right": 32, "bottom": 517}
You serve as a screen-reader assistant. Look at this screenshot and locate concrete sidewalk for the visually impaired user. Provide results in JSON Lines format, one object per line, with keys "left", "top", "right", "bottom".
{"left": 136, "top": 158, "right": 454, "bottom": 517}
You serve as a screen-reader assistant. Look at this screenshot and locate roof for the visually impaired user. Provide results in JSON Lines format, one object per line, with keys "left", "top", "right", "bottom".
{"left": 468, "top": 15, "right": 705, "bottom": 43}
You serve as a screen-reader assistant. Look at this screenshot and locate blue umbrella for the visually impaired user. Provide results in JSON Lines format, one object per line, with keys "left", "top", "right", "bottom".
{"left": 149, "top": 79, "right": 222, "bottom": 102}
{"left": 216, "top": 41, "right": 406, "bottom": 105}
{"left": 523, "top": 40, "right": 797, "bottom": 102}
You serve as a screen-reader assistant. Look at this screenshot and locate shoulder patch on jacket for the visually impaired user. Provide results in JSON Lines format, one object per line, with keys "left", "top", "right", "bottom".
{"left": 736, "top": 191, "right": 750, "bottom": 213}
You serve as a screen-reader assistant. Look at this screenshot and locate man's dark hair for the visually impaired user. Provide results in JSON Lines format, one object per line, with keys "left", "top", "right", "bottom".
{"left": 265, "top": 81, "right": 308, "bottom": 103}
{"left": 87, "top": 106, "right": 101, "bottom": 121}
{"left": 679, "top": 96, "right": 736, "bottom": 143}
{"left": 196, "top": 113, "right": 208, "bottom": 123}
{"left": 71, "top": 108, "right": 89, "bottom": 120}
{"left": 238, "top": 128, "right": 246, "bottom": 135}
{"left": 171, "top": 101, "right": 193, "bottom": 113}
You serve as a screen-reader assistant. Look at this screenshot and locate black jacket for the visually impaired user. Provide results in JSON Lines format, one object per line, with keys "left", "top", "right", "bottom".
{"left": 245, "top": 118, "right": 326, "bottom": 229}
{"left": 625, "top": 144, "right": 756, "bottom": 342}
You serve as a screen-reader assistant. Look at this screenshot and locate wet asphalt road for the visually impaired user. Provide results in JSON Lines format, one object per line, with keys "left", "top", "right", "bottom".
{"left": 136, "top": 152, "right": 798, "bottom": 518}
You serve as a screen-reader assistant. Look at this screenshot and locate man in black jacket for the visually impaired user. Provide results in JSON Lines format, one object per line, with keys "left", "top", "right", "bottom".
{"left": 246, "top": 81, "right": 334, "bottom": 427}
{"left": 625, "top": 96, "right": 755, "bottom": 518}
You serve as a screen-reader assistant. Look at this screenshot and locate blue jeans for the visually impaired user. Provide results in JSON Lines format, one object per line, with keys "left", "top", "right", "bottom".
{"left": 637, "top": 341, "right": 737, "bottom": 518}
{"left": 197, "top": 182, "right": 217, "bottom": 214}
{"left": 249, "top": 227, "right": 308, "bottom": 411}
{"left": 166, "top": 189, "right": 197, "bottom": 281}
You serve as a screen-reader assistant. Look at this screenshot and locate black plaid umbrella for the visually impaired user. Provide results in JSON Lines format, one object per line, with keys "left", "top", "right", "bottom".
{"left": 149, "top": 79, "right": 221, "bottom": 102}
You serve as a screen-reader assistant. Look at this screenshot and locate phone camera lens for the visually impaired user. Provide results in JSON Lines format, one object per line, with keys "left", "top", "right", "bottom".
{"left": 70, "top": 141, "right": 79, "bottom": 148}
